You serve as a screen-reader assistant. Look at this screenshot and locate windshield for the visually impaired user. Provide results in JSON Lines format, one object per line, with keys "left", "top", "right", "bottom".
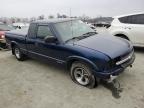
{"left": 54, "top": 20, "right": 95, "bottom": 42}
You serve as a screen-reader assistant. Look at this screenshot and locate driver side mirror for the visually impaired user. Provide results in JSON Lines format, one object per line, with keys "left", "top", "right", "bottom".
{"left": 44, "top": 36, "right": 57, "bottom": 43}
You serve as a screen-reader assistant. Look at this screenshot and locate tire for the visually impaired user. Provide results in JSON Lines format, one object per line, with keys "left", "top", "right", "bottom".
{"left": 13, "top": 45, "right": 26, "bottom": 61}
{"left": 70, "top": 61, "right": 97, "bottom": 89}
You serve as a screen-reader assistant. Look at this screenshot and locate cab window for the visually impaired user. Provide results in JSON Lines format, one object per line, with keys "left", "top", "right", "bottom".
{"left": 37, "top": 25, "right": 53, "bottom": 39}
{"left": 28, "top": 23, "right": 37, "bottom": 38}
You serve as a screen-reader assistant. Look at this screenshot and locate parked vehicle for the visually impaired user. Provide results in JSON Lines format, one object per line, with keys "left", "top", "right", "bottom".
{"left": 5, "top": 19, "right": 135, "bottom": 88}
{"left": 12, "top": 23, "right": 29, "bottom": 29}
{"left": 0, "top": 24, "right": 15, "bottom": 49}
{"left": 86, "top": 23, "right": 97, "bottom": 31}
{"left": 95, "top": 22, "right": 111, "bottom": 28}
{"left": 109, "top": 13, "right": 144, "bottom": 47}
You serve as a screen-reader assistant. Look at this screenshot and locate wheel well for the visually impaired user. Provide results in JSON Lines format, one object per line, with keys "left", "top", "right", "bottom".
{"left": 67, "top": 59, "right": 95, "bottom": 71}
{"left": 115, "top": 34, "right": 129, "bottom": 40}
{"left": 67, "top": 59, "right": 78, "bottom": 70}
{"left": 11, "top": 43, "right": 16, "bottom": 55}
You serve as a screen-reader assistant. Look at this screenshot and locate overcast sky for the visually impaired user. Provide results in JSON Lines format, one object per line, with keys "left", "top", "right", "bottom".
{"left": 1, "top": 0, "right": 144, "bottom": 18}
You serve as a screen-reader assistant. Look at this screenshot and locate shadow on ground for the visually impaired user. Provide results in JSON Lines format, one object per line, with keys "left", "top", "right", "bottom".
{"left": 100, "top": 80, "right": 123, "bottom": 99}
{"left": 134, "top": 47, "right": 144, "bottom": 53}
{"left": 1, "top": 47, "right": 142, "bottom": 99}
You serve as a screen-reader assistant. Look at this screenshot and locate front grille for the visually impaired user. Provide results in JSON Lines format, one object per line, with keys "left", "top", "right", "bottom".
{"left": 111, "top": 50, "right": 134, "bottom": 67}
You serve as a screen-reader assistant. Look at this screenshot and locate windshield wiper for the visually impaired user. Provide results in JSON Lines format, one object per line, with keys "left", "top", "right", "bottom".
{"left": 65, "top": 36, "right": 81, "bottom": 43}
{"left": 65, "top": 32, "right": 97, "bottom": 43}
{"left": 82, "top": 31, "right": 97, "bottom": 36}
{"left": 76, "top": 31, "right": 97, "bottom": 39}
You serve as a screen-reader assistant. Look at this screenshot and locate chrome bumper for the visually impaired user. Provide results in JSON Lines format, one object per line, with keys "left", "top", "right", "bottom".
{"left": 116, "top": 51, "right": 134, "bottom": 66}
{"left": 107, "top": 75, "right": 118, "bottom": 83}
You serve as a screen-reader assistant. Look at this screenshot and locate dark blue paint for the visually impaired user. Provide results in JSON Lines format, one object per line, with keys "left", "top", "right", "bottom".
{"left": 5, "top": 19, "right": 135, "bottom": 80}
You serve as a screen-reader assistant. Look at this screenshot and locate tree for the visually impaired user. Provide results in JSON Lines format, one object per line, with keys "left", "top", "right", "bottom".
{"left": 57, "top": 13, "right": 61, "bottom": 18}
{"left": 17, "top": 18, "right": 21, "bottom": 22}
{"left": 80, "top": 14, "right": 90, "bottom": 22}
{"left": 57, "top": 13, "right": 68, "bottom": 18}
{"left": 22, "top": 18, "right": 29, "bottom": 23}
{"left": 38, "top": 15, "right": 45, "bottom": 20}
{"left": 62, "top": 14, "right": 67, "bottom": 18}
{"left": 48, "top": 15, "right": 54, "bottom": 19}
{"left": 11, "top": 17, "right": 16, "bottom": 23}
{"left": 30, "top": 17, "right": 36, "bottom": 22}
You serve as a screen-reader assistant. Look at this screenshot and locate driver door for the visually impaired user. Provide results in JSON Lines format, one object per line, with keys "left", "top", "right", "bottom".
{"left": 35, "top": 25, "right": 62, "bottom": 62}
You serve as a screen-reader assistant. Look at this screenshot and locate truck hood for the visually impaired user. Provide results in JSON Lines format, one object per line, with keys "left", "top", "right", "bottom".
{"left": 74, "top": 34, "right": 132, "bottom": 59}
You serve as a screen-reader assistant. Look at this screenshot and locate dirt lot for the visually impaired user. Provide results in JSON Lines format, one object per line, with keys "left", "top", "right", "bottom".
{"left": 0, "top": 28, "right": 144, "bottom": 108}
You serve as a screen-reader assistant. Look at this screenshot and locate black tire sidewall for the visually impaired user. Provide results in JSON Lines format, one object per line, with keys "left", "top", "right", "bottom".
{"left": 70, "top": 62, "right": 96, "bottom": 89}
{"left": 13, "top": 46, "right": 24, "bottom": 61}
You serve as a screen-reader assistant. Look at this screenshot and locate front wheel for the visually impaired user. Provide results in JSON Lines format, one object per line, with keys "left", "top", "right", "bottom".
{"left": 13, "top": 46, "right": 26, "bottom": 61}
{"left": 70, "top": 62, "right": 97, "bottom": 89}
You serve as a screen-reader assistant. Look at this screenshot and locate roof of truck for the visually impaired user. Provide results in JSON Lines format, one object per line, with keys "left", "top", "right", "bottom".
{"left": 33, "top": 18, "right": 78, "bottom": 24}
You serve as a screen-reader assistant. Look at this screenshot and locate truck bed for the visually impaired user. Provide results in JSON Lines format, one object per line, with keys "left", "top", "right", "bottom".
{"left": 6, "top": 28, "right": 28, "bottom": 37}
{"left": 5, "top": 28, "right": 29, "bottom": 50}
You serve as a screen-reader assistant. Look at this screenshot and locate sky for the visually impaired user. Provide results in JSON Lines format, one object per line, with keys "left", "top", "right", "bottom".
{"left": 0, "top": 0, "right": 144, "bottom": 18}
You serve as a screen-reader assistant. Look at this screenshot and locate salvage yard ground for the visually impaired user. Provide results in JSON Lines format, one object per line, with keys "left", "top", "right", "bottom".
{"left": 0, "top": 28, "right": 144, "bottom": 108}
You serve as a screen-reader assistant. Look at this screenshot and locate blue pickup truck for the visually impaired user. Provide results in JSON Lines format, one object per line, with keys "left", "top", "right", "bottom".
{"left": 5, "top": 19, "right": 135, "bottom": 88}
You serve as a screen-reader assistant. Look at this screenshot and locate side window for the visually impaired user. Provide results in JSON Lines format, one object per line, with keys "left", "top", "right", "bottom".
{"left": 133, "top": 14, "right": 144, "bottom": 24}
{"left": 140, "top": 14, "right": 144, "bottom": 24}
{"left": 119, "top": 14, "right": 144, "bottom": 24}
{"left": 119, "top": 16, "right": 128, "bottom": 23}
{"left": 28, "top": 23, "right": 37, "bottom": 38}
{"left": 37, "top": 25, "right": 53, "bottom": 39}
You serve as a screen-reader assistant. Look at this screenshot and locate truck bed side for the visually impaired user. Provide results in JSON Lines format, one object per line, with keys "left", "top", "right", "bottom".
{"left": 5, "top": 28, "right": 28, "bottom": 54}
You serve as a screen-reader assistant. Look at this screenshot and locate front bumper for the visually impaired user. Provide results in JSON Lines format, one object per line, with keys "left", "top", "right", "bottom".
{"left": 94, "top": 54, "right": 135, "bottom": 80}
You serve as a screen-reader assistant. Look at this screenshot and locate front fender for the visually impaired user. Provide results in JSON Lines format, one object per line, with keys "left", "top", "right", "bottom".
{"left": 11, "top": 41, "right": 20, "bottom": 54}
{"left": 11, "top": 41, "right": 19, "bottom": 47}
{"left": 66, "top": 56, "right": 99, "bottom": 72}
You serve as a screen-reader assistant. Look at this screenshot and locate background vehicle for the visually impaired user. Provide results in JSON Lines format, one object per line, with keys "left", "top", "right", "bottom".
{"left": 0, "top": 23, "right": 15, "bottom": 49}
{"left": 86, "top": 23, "right": 97, "bottom": 31}
{"left": 12, "top": 23, "right": 29, "bottom": 29}
{"left": 95, "top": 22, "right": 111, "bottom": 28}
{"left": 5, "top": 19, "right": 135, "bottom": 88}
{"left": 109, "top": 13, "right": 144, "bottom": 47}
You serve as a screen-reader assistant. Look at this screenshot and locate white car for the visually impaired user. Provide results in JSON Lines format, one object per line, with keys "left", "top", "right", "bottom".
{"left": 12, "top": 23, "right": 29, "bottom": 29}
{"left": 109, "top": 13, "right": 144, "bottom": 47}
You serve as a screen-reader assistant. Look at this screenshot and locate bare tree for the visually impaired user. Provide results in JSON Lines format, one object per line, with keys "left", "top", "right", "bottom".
{"left": 30, "top": 17, "right": 36, "bottom": 22}
{"left": 11, "top": 17, "right": 16, "bottom": 23}
{"left": 17, "top": 18, "right": 21, "bottom": 22}
{"left": 62, "top": 14, "right": 68, "bottom": 18}
{"left": 38, "top": 15, "right": 45, "bottom": 20}
{"left": 48, "top": 15, "right": 54, "bottom": 19}
{"left": 57, "top": 13, "right": 61, "bottom": 18}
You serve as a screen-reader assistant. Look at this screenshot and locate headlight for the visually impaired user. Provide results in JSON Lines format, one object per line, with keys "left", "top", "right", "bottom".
{"left": 104, "top": 60, "right": 115, "bottom": 71}
{"left": 1, "top": 35, "right": 5, "bottom": 39}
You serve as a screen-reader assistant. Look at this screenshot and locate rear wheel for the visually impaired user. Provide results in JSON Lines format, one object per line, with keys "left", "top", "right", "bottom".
{"left": 70, "top": 62, "right": 97, "bottom": 89}
{"left": 13, "top": 45, "right": 26, "bottom": 61}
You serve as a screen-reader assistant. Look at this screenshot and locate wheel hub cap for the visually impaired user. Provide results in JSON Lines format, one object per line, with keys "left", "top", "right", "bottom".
{"left": 74, "top": 68, "right": 90, "bottom": 85}
{"left": 15, "top": 48, "right": 20, "bottom": 59}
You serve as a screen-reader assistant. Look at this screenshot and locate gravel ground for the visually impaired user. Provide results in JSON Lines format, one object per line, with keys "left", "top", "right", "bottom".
{"left": 0, "top": 28, "right": 144, "bottom": 108}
